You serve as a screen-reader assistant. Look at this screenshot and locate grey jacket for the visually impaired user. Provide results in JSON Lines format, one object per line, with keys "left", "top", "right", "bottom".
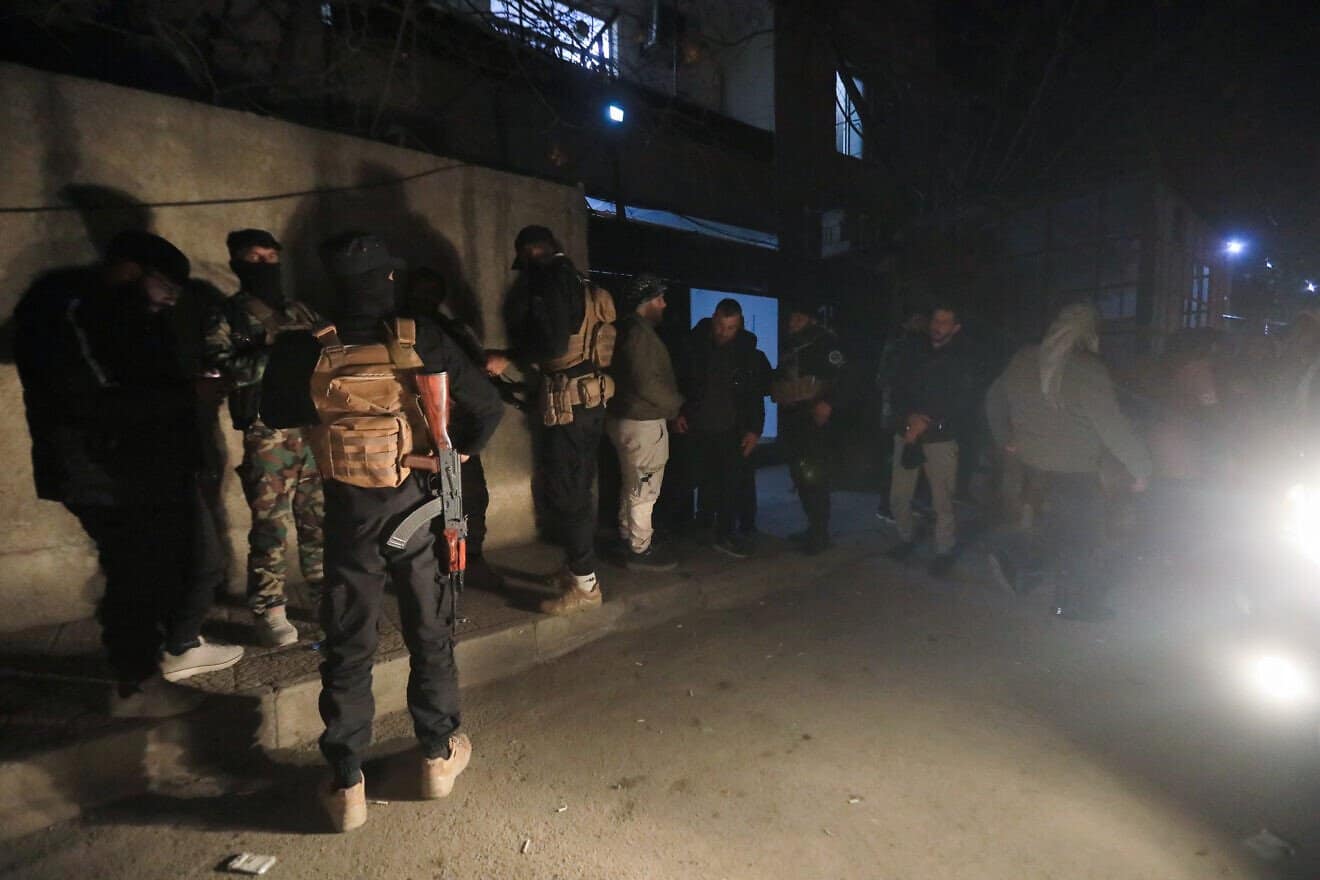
{"left": 986, "top": 345, "right": 1152, "bottom": 479}
{"left": 608, "top": 313, "right": 683, "bottom": 421}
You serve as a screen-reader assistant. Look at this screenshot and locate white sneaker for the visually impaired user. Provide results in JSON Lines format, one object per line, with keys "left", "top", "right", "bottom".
{"left": 109, "top": 675, "right": 207, "bottom": 718}
{"left": 255, "top": 606, "right": 299, "bottom": 647}
{"left": 159, "top": 637, "right": 244, "bottom": 683}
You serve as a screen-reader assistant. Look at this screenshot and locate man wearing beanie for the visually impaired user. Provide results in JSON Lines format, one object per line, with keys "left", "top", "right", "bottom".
{"left": 606, "top": 273, "right": 683, "bottom": 571}
{"left": 15, "top": 230, "right": 243, "bottom": 717}
{"left": 204, "top": 229, "right": 324, "bottom": 646}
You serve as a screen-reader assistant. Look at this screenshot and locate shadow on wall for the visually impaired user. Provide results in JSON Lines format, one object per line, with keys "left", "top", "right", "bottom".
{"left": 280, "top": 161, "right": 483, "bottom": 337}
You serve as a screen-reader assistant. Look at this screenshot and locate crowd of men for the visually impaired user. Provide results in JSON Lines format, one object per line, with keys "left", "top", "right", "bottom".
{"left": 25, "top": 217, "right": 1295, "bottom": 831}
{"left": 13, "top": 223, "right": 847, "bottom": 831}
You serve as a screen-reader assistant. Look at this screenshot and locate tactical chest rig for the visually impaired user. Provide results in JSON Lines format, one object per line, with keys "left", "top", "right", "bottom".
{"left": 537, "top": 281, "right": 617, "bottom": 426}
{"left": 308, "top": 318, "right": 431, "bottom": 488}
{"left": 244, "top": 298, "right": 318, "bottom": 339}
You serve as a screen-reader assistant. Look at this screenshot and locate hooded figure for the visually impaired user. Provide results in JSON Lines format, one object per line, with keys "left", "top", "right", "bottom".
{"left": 985, "top": 302, "right": 1150, "bottom": 620}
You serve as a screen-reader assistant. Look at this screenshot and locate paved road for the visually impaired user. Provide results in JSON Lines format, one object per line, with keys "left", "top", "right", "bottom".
{"left": 4, "top": 527, "right": 1317, "bottom": 879}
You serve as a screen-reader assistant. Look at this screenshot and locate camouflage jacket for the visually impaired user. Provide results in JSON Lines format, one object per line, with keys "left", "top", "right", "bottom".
{"left": 204, "top": 292, "right": 320, "bottom": 430}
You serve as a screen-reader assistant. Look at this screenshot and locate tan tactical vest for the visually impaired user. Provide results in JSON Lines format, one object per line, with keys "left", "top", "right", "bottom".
{"left": 308, "top": 318, "right": 429, "bottom": 488}
{"left": 542, "top": 282, "right": 617, "bottom": 373}
{"left": 537, "top": 282, "right": 617, "bottom": 425}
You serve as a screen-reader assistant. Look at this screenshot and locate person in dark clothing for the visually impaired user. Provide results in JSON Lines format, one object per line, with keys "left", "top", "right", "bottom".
{"left": 486, "top": 225, "right": 615, "bottom": 616}
{"left": 406, "top": 267, "right": 504, "bottom": 592}
{"left": 875, "top": 306, "right": 930, "bottom": 521}
{"left": 773, "top": 302, "right": 846, "bottom": 555}
{"left": 14, "top": 231, "right": 243, "bottom": 718}
{"left": 262, "top": 232, "right": 503, "bottom": 832}
{"left": 677, "top": 298, "right": 769, "bottom": 558}
{"left": 886, "top": 303, "right": 976, "bottom": 576}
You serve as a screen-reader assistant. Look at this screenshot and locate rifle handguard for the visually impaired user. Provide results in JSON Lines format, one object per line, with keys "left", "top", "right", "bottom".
{"left": 403, "top": 454, "right": 442, "bottom": 472}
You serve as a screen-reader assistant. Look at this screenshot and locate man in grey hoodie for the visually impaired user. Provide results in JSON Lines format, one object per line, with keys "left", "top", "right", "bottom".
{"left": 985, "top": 303, "right": 1150, "bottom": 620}
{"left": 606, "top": 274, "right": 684, "bottom": 571}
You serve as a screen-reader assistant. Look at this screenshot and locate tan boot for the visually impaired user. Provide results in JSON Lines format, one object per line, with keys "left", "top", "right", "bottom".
{"left": 539, "top": 571, "right": 602, "bottom": 616}
{"left": 320, "top": 775, "right": 367, "bottom": 832}
{"left": 421, "top": 733, "right": 472, "bottom": 799}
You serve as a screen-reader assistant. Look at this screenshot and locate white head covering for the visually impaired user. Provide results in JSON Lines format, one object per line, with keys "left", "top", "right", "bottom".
{"left": 1040, "top": 303, "right": 1100, "bottom": 407}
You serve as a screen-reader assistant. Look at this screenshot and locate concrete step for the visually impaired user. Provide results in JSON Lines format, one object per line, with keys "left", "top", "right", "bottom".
{"left": 0, "top": 532, "right": 883, "bottom": 841}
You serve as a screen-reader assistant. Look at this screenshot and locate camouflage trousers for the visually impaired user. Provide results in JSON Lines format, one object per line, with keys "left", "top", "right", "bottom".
{"left": 239, "top": 422, "right": 325, "bottom": 612}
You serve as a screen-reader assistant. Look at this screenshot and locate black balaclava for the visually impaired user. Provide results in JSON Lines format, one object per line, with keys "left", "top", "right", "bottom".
{"left": 333, "top": 266, "right": 396, "bottom": 322}
{"left": 232, "top": 260, "right": 285, "bottom": 307}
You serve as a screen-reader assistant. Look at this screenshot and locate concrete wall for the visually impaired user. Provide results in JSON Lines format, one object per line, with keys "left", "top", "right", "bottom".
{"left": 0, "top": 63, "right": 588, "bottom": 632}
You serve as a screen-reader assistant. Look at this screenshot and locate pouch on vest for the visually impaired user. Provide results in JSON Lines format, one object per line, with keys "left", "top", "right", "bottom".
{"left": 542, "top": 283, "right": 617, "bottom": 374}
{"left": 537, "top": 371, "right": 617, "bottom": 427}
{"left": 309, "top": 318, "right": 427, "bottom": 488}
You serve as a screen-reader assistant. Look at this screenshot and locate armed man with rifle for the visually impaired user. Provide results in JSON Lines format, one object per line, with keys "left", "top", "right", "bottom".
{"left": 260, "top": 233, "right": 503, "bottom": 833}
{"left": 486, "top": 225, "right": 617, "bottom": 616}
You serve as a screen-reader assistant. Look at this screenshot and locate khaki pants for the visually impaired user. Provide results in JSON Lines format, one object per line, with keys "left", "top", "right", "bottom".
{"left": 890, "top": 437, "right": 959, "bottom": 554}
{"left": 606, "top": 417, "right": 670, "bottom": 553}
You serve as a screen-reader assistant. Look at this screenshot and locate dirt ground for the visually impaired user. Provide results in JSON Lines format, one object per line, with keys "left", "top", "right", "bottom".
{"left": 7, "top": 526, "right": 1316, "bottom": 880}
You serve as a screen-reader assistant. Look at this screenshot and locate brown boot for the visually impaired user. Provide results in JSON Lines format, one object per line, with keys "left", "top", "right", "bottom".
{"left": 540, "top": 571, "right": 602, "bottom": 616}
{"left": 320, "top": 775, "right": 367, "bottom": 832}
{"left": 422, "top": 733, "right": 472, "bottom": 799}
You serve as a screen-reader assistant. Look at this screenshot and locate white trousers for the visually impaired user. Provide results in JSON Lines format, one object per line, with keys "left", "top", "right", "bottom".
{"left": 605, "top": 417, "right": 670, "bottom": 553}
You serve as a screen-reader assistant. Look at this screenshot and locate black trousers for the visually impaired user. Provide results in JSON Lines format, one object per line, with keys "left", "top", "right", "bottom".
{"left": 694, "top": 429, "right": 754, "bottom": 539}
{"left": 67, "top": 476, "right": 223, "bottom": 685}
{"left": 460, "top": 454, "right": 490, "bottom": 558}
{"left": 1040, "top": 472, "right": 1111, "bottom": 613}
{"left": 319, "top": 474, "right": 459, "bottom": 787}
{"left": 538, "top": 405, "right": 604, "bottom": 575}
{"left": 781, "top": 409, "right": 833, "bottom": 539}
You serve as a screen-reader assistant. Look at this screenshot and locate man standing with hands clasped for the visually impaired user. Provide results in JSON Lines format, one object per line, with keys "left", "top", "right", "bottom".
{"left": 886, "top": 303, "right": 975, "bottom": 577}
{"left": 678, "top": 298, "right": 769, "bottom": 559}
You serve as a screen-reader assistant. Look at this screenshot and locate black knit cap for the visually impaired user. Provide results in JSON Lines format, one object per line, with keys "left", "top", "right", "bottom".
{"left": 225, "top": 228, "right": 282, "bottom": 256}
{"left": 618, "top": 272, "right": 667, "bottom": 313}
{"left": 320, "top": 231, "right": 405, "bottom": 278}
{"left": 511, "top": 225, "right": 562, "bottom": 268}
{"left": 104, "top": 230, "right": 190, "bottom": 286}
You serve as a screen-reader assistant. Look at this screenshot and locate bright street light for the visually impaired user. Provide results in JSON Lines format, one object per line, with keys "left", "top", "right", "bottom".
{"left": 1307, "top": 281, "right": 1317, "bottom": 294}
{"left": 1224, "top": 238, "right": 1246, "bottom": 256}
{"left": 606, "top": 103, "right": 625, "bottom": 124}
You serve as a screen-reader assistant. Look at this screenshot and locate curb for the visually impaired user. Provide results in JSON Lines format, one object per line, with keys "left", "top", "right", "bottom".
{"left": 0, "top": 538, "right": 880, "bottom": 841}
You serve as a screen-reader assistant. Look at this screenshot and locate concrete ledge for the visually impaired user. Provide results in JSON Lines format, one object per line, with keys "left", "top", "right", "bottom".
{"left": 0, "top": 536, "right": 882, "bottom": 840}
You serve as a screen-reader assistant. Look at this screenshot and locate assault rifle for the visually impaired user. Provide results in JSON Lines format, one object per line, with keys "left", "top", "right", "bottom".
{"left": 387, "top": 374, "right": 465, "bottom": 597}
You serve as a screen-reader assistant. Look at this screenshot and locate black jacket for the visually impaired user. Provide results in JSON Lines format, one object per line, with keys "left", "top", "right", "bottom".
{"left": 15, "top": 270, "right": 200, "bottom": 506}
{"left": 678, "top": 319, "right": 769, "bottom": 437}
{"left": 890, "top": 333, "right": 976, "bottom": 441}
{"left": 502, "top": 255, "right": 585, "bottom": 365}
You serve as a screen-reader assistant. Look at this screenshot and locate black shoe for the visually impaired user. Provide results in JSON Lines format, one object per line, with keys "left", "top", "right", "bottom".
{"left": 874, "top": 506, "right": 895, "bottom": 525}
{"left": 986, "top": 551, "right": 1018, "bottom": 594}
{"left": 928, "top": 553, "right": 955, "bottom": 577}
{"left": 886, "top": 541, "right": 916, "bottom": 562}
{"left": 626, "top": 543, "right": 679, "bottom": 572}
{"left": 712, "top": 535, "right": 752, "bottom": 559}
